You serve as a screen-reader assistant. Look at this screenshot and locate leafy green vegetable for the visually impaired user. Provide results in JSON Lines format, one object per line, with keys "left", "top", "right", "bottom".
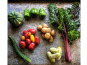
{"left": 48, "top": 3, "right": 58, "bottom": 25}
{"left": 48, "top": 2, "right": 80, "bottom": 62}
{"left": 48, "top": 3, "right": 80, "bottom": 45}
{"left": 64, "top": 3, "right": 80, "bottom": 44}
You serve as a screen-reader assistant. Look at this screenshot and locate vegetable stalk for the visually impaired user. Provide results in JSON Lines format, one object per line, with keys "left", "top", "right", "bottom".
{"left": 56, "top": 14, "right": 72, "bottom": 62}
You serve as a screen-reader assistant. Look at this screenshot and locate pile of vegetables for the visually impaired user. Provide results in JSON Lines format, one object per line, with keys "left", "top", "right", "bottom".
{"left": 19, "top": 29, "right": 40, "bottom": 50}
{"left": 47, "top": 47, "right": 62, "bottom": 62}
{"left": 37, "top": 24, "right": 56, "bottom": 42}
{"left": 48, "top": 2, "right": 80, "bottom": 62}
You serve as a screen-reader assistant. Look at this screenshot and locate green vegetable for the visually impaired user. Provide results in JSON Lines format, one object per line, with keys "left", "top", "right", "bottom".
{"left": 39, "top": 8, "right": 46, "bottom": 18}
{"left": 48, "top": 3, "right": 80, "bottom": 45}
{"left": 8, "top": 36, "right": 31, "bottom": 62}
{"left": 48, "top": 3, "right": 58, "bottom": 25}
{"left": 24, "top": 8, "right": 30, "bottom": 20}
{"left": 30, "top": 8, "right": 38, "bottom": 17}
{"left": 8, "top": 11, "right": 23, "bottom": 26}
{"left": 72, "top": 2, "right": 80, "bottom": 27}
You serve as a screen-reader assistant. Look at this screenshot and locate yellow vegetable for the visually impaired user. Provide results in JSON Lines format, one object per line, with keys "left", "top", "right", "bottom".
{"left": 30, "top": 35, "right": 35, "bottom": 42}
{"left": 47, "top": 46, "right": 62, "bottom": 62}
{"left": 50, "top": 47, "right": 62, "bottom": 54}
{"left": 47, "top": 51, "right": 55, "bottom": 62}
{"left": 56, "top": 53, "right": 61, "bottom": 61}
{"left": 57, "top": 47, "right": 62, "bottom": 55}
{"left": 50, "top": 47, "right": 59, "bottom": 53}
{"left": 51, "top": 53, "right": 61, "bottom": 60}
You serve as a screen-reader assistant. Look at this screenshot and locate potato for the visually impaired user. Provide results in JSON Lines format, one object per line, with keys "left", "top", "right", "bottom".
{"left": 49, "top": 36, "right": 53, "bottom": 42}
{"left": 47, "top": 51, "right": 55, "bottom": 62}
{"left": 47, "top": 28, "right": 51, "bottom": 33}
{"left": 42, "top": 34, "right": 45, "bottom": 38}
{"left": 51, "top": 30, "right": 56, "bottom": 36}
{"left": 41, "top": 28, "right": 48, "bottom": 33}
{"left": 45, "top": 33, "right": 51, "bottom": 39}
{"left": 37, "top": 25, "right": 42, "bottom": 30}
{"left": 42, "top": 24, "right": 48, "bottom": 28}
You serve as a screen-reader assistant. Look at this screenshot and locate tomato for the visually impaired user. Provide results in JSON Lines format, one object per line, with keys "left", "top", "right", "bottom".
{"left": 19, "top": 41, "right": 26, "bottom": 48}
{"left": 28, "top": 43, "right": 35, "bottom": 50}
{"left": 23, "top": 30, "right": 28, "bottom": 35}
{"left": 24, "top": 33, "right": 29, "bottom": 39}
{"left": 26, "top": 39, "right": 31, "bottom": 45}
{"left": 35, "top": 36, "right": 40, "bottom": 45}
{"left": 28, "top": 32, "right": 31, "bottom": 37}
{"left": 28, "top": 29, "right": 32, "bottom": 32}
{"left": 31, "top": 29, "right": 36, "bottom": 35}
{"left": 21, "top": 36, "right": 25, "bottom": 41}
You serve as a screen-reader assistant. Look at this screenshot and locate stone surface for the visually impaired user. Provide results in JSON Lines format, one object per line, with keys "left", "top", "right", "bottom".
{"left": 8, "top": 3, "right": 80, "bottom": 65}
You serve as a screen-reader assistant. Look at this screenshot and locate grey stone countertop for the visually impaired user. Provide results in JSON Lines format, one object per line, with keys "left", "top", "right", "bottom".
{"left": 8, "top": 3, "right": 80, "bottom": 65}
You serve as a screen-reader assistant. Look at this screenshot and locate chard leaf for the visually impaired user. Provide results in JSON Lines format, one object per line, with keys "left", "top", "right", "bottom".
{"left": 72, "top": 2, "right": 80, "bottom": 28}
{"left": 48, "top": 3, "right": 58, "bottom": 25}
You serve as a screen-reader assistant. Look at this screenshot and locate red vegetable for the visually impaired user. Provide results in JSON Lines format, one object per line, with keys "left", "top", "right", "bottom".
{"left": 31, "top": 29, "right": 36, "bottom": 35}
{"left": 55, "top": 14, "right": 72, "bottom": 62}
{"left": 28, "top": 29, "right": 32, "bottom": 32}
{"left": 26, "top": 39, "right": 31, "bottom": 45}
{"left": 63, "top": 23, "right": 72, "bottom": 62}
{"left": 28, "top": 32, "right": 31, "bottom": 37}
{"left": 28, "top": 43, "right": 35, "bottom": 50}
{"left": 23, "top": 30, "right": 28, "bottom": 35}
{"left": 24, "top": 33, "right": 29, "bottom": 39}
{"left": 19, "top": 41, "right": 26, "bottom": 48}
{"left": 35, "top": 36, "right": 40, "bottom": 45}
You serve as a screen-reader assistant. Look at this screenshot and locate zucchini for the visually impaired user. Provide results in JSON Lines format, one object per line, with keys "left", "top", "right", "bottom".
{"left": 8, "top": 36, "right": 31, "bottom": 62}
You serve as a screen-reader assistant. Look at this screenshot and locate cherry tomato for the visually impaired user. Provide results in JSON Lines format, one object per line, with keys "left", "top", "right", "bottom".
{"left": 31, "top": 29, "right": 36, "bottom": 35}
{"left": 21, "top": 36, "right": 25, "bottom": 41}
{"left": 19, "top": 41, "right": 26, "bottom": 48}
{"left": 26, "top": 39, "right": 31, "bottom": 45}
{"left": 24, "top": 33, "right": 29, "bottom": 39}
{"left": 28, "top": 32, "right": 31, "bottom": 37}
{"left": 28, "top": 29, "right": 32, "bottom": 32}
{"left": 23, "top": 30, "right": 28, "bottom": 35}
{"left": 35, "top": 36, "right": 40, "bottom": 45}
{"left": 28, "top": 43, "right": 35, "bottom": 50}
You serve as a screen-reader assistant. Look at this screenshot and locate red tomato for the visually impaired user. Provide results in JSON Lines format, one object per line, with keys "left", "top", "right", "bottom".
{"left": 35, "top": 36, "right": 40, "bottom": 45}
{"left": 24, "top": 33, "right": 29, "bottom": 39}
{"left": 28, "top": 29, "right": 32, "bottom": 32}
{"left": 26, "top": 39, "right": 31, "bottom": 45}
{"left": 23, "top": 30, "right": 28, "bottom": 35}
{"left": 31, "top": 29, "right": 36, "bottom": 35}
{"left": 28, "top": 43, "right": 35, "bottom": 50}
{"left": 19, "top": 41, "right": 26, "bottom": 48}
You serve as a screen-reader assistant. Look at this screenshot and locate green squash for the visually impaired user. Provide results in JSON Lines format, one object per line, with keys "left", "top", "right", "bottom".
{"left": 8, "top": 11, "right": 23, "bottom": 26}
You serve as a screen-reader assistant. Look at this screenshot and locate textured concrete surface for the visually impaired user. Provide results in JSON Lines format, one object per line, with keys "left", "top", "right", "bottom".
{"left": 8, "top": 3, "right": 80, "bottom": 65}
